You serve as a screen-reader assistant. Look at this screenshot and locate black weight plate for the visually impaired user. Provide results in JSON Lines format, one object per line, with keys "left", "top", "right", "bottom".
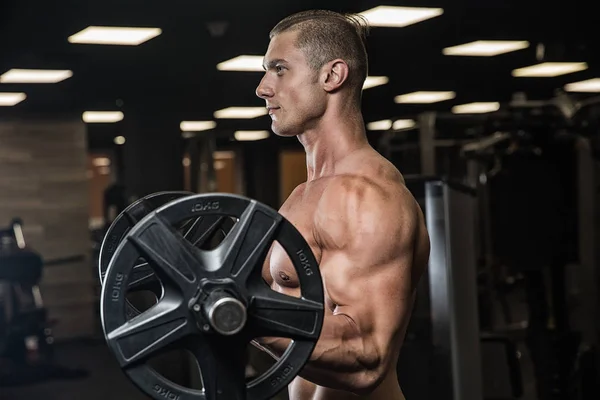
{"left": 99, "top": 191, "right": 233, "bottom": 320}
{"left": 98, "top": 191, "right": 194, "bottom": 284}
{"left": 100, "top": 193, "right": 324, "bottom": 400}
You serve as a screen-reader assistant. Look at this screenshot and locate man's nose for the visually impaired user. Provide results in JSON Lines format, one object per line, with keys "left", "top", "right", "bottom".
{"left": 255, "top": 76, "right": 273, "bottom": 99}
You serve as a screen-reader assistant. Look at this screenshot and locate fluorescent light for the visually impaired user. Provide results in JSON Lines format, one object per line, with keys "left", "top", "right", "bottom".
{"left": 360, "top": 6, "right": 443, "bottom": 28}
{"left": 363, "top": 76, "right": 389, "bottom": 90}
{"left": 68, "top": 26, "right": 162, "bottom": 45}
{"left": 82, "top": 111, "right": 124, "bottom": 123}
{"left": 0, "top": 92, "right": 26, "bottom": 106}
{"left": 367, "top": 120, "right": 392, "bottom": 131}
{"left": 214, "top": 107, "right": 267, "bottom": 119}
{"left": 114, "top": 136, "right": 126, "bottom": 145}
{"left": 512, "top": 62, "right": 588, "bottom": 77}
{"left": 452, "top": 102, "right": 500, "bottom": 114}
{"left": 0, "top": 69, "right": 72, "bottom": 83}
{"left": 180, "top": 121, "right": 216, "bottom": 132}
{"left": 93, "top": 157, "right": 111, "bottom": 167}
{"left": 564, "top": 78, "right": 600, "bottom": 92}
{"left": 217, "top": 55, "right": 264, "bottom": 71}
{"left": 367, "top": 119, "right": 416, "bottom": 131}
{"left": 393, "top": 119, "right": 416, "bottom": 130}
{"left": 395, "top": 91, "right": 456, "bottom": 104}
{"left": 234, "top": 130, "right": 270, "bottom": 141}
{"left": 443, "top": 40, "right": 530, "bottom": 56}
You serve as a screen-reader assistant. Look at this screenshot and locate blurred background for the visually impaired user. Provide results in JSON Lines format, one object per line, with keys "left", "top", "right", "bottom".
{"left": 0, "top": 1, "right": 599, "bottom": 399}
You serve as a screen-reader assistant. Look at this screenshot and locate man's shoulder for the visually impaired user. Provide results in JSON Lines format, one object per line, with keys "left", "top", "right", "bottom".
{"left": 312, "top": 172, "right": 423, "bottom": 270}
{"left": 318, "top": 172, "right": 413, "bottom": 214}
{"left": 315, "top": 172, "right": 419, "bottom": 244}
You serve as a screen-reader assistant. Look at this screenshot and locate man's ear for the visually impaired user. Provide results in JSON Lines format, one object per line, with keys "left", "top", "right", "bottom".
{"left": 320, "top": 59, "right": 349, "bottom": 92}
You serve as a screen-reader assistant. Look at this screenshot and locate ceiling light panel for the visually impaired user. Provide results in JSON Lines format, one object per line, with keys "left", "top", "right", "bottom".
{"left": 394, "top": 91, "right": 456, "bottom": 104}
{"left": 0, "top": 92, "right": 27, "bottom": 106}
{"left": 564, "top": 78, "right": 600, "bottom": 92}
{"left": 82, "top": 111, "right": 124, "bottom": 123}
{"left": 367, "top": 120, "right": 392, "bottom": 130}
{"left": 393, "top": 119, "right": 416, "bottom": 130}
{"left": 180, "top": 121, "right": 217, "bottom": 131}
{"left": 0, "top": 69, "right": 72, "bottom": 83}
{"left": 234, "top": 130, "right": 270, "bottom": 141}
{"left": 443, "top": 40, "right": 530, "bottom": 56}
{"left": 68, "top": 26, "right": 162, "bottom": 45}
{"left": 214, "top": 107, "right": 267, "bottom": 119}
{"left": 363, "top": 76, "right": 389, "bottom": 90}
{"left": 217, "top": 55, "right": 264, "bottom": 71}
{"left": 360, "top": 6, "right": 443, "bottom": 28}
{"left": 452, "top": 102, "right": 500, "bottom": 114}
{"left": 512, "top": 62, "right": 588, "bottom": 77}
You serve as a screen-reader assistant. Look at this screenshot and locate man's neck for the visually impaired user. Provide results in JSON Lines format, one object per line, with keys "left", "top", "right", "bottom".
{"left": 297, "top": 107, "right": 369, "bottom": 182}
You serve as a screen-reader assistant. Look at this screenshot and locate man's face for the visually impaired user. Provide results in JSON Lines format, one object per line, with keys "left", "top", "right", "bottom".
{"left": 256, "top": 30, "right": 326, "bottom": 137}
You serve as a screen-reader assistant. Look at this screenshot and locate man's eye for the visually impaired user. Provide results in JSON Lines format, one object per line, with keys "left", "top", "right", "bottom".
{"left": 276, "top": 65, "right": 284, "bottom": 73}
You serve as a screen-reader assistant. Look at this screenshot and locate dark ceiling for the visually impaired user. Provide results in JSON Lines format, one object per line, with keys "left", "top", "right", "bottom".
{"left": 0, "top": 0, "right": 598, "bottom": 150}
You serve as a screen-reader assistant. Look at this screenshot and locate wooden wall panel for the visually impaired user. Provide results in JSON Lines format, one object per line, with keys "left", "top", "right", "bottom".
{"left": 0, "top": 119, "right": 94, "bottom": 340}
{"left": 279, "top": 150, "right": 307, "bottom": 205}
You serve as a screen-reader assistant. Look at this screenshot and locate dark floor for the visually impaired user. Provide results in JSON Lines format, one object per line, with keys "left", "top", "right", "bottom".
{"left": 0, "top": 337, "right": 537, "bottom": 400}
{"left": 0, "top": 338, "right": 292, "bottom": 400}
{"left": 0, "top": 339, "right": 150, "bottom": 400}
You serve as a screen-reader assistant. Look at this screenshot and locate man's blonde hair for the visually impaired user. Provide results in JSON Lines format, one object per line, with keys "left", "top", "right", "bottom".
{"left": 270, "top": 10, "right": 370, "bottom": 104}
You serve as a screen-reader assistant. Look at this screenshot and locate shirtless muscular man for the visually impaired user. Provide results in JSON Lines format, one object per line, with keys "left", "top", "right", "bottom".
{"left": 253, "top": 10, "right": 430, "bottom": 400}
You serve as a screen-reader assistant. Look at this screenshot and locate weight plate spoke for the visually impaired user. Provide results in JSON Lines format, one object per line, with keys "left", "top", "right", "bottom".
{"left": 184, "top": 215, "right": 227, "bottom": 247}
{"left": 107, "top": 300, "right": 192, "bottom": 368}
{"left": 248, "top": 289, "right": 322, "bottom": 341}
{"left": 99, "top": 191, "right": 194, "bottom": 284}
{"left": 187, "top": 339, "right": 247, "bottom": 400}
{"left": 218, "top": 202, "right": 281, "bottom": 283}
{"left": 123, "top": 199, "right": 153, "bottom": 226}
{"left": 128, "top": 262, "right": 158, "bottom": 292}
{"left": 129, "top": 216, "right": 202, "bottom": 297}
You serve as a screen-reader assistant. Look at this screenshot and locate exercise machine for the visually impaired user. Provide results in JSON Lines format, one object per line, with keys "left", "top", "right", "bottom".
{"left": 380, "top": 90, "right": 600, "bottom": 399}
{"left": 0, "top": 219, "right": 53, "bottom": 375}
{"left": 0, "top": 218, "right": 88, "bottom": 386}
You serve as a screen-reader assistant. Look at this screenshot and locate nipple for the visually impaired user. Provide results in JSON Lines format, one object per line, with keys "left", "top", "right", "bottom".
{"left": 279, "top": 271, "right": 290, "bottom": 281}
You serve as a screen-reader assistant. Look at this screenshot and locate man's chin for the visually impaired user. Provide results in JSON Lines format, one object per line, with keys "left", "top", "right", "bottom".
{"left": 271, "top": 125, "right": 295, "bottom": 138}
{"left": 271, "top": 125, "right": 294, "bottom": 137}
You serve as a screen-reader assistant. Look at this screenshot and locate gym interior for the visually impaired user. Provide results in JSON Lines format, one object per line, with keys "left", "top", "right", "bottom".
{"left": 0, "top": 1, "right": 598, "bottom": 399}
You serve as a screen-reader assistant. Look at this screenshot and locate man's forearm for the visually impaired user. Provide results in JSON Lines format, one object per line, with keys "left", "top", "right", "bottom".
{"left": 255, "top": 314, "right": 378, "bottom": 392}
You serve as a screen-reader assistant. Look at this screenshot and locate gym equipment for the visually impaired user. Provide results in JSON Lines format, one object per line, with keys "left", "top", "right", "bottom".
{"left": 100, "top": 193, "right": 325, "bottom": 400}
{"left": 381, "top": 92, "right": 600, "bottom": 399}
{"left": 0, "top": 219, "right": 87, "bottom": 386}
{"left": 0, "top": 219, "right": 52, "bottom": 367}
{"left": 98, "top": 191, "right": 233, "bottom": 320}
{"left": 397, "top": 178, "right": 523, "bottom": 400}
{"left": 424, "top": 179, "right": 484, "bottom": 400}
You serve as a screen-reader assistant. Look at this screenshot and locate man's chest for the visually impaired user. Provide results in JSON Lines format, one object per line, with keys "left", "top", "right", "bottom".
{"left": 261, "top": 183, "right": 333, "bottom": 307}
